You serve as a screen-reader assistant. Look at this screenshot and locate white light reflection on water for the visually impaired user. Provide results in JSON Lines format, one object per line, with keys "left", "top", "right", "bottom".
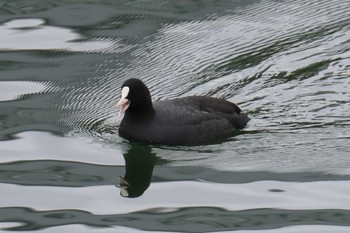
{"left": 1, "top": 180, "right": 350, "bottom": 214}
{"left": 0, "top": 18, "right": 115, "bottom": 52}
{"left": 0, "top": 131, "right": 123, "bottom": 165}
{"left": 0, "top": 223, "right": 348, "bottom": 233}
{"left": 0, "top": 81, "right": 46, "bottom": 101}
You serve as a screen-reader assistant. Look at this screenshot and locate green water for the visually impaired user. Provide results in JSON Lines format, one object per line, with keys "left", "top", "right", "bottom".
{"left": 0, "top": 0, "right": 350, "bottom": 232}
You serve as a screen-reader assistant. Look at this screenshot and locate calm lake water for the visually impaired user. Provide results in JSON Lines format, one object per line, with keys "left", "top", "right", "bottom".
{"left": 1, "top": 0, "right": 350, "bottom": 232}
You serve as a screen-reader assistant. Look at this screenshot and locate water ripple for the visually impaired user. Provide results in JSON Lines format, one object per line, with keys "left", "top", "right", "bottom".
{"left": 1, "top": 207, "right": 350, "bottom": 232}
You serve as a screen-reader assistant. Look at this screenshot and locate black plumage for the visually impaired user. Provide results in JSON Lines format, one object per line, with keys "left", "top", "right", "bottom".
{"left": 118, "top": 78, "right": 249, "bottom": 146}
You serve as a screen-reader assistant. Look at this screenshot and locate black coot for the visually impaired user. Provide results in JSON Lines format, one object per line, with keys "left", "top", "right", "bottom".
{"left": 118, "top": 78, "right": 249, "bottom": 146}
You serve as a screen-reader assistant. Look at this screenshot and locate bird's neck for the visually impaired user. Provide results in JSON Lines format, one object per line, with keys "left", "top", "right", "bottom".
{"left": 126, "top": 101, "right": 155, "bottom": 121}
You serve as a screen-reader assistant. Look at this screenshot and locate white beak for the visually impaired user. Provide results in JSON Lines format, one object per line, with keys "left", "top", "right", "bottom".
{"left": 117, "top": 98, "right": 130, "bottom": 116}
{"left": 117, "top": 86, "right": 130, "bottom": 116}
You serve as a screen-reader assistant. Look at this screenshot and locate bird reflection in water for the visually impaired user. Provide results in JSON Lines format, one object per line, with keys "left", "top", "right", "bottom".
{"left": 117, "top": 143, "right": 156, "bottom": 198}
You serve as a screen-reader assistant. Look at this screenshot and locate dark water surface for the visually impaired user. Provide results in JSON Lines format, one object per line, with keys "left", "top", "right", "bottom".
{"left": 1, "top": 0, "right": 350, "bottom": 232}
